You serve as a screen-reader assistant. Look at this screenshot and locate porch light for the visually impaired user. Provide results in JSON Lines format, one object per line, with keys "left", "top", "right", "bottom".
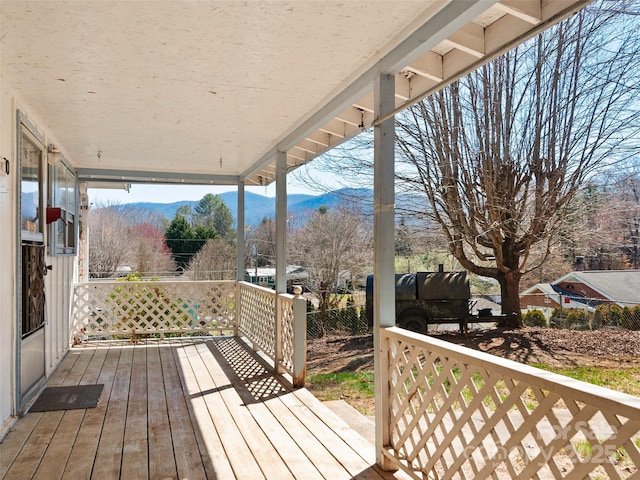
{"left": 47, "top": 145, "right": 61, "bottom": 166}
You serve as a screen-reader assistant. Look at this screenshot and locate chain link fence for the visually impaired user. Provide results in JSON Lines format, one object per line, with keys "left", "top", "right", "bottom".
{"left": 306, "top": 304, "right": 370, "bottom": 339}
{"left": 307, "top": 297, "right": 640, "bottom": 338}
{"left": 522, "top": 296, "right": 640, "bottom": 330}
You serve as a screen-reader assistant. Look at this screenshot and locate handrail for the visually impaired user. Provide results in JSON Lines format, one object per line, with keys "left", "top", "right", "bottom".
{"left": 236, "top": 281, "right": 306, "bottom": 387}
{"left": 380, "top": 326, "right": 640, "bottom": 479}
{"left": 70, "top": 280, "right": 236, "bottom": 340}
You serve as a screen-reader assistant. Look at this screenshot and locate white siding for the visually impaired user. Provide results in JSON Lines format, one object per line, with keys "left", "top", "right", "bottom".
{"left": 0, "top": 78, "right": 78, "bottom": 438}
{"left": 0, "top": 72, "right": 17, "bottom": 438}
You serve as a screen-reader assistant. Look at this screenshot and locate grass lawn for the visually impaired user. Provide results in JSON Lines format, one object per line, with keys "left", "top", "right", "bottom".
{"left": 308, "top": 365, "right": 640, "bottom": 415}
{"left": 529, "top": 364, "right": 640, "bottom": 397}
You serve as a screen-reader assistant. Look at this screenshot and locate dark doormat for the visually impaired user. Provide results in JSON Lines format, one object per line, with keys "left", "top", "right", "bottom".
{"left": 30, "top": 384, "right": 104, "bottom": 412}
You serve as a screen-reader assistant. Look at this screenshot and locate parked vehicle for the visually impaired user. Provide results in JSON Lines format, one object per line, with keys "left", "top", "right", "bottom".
{"left": 366, "top": 268, "right": 494, "bottom": 334}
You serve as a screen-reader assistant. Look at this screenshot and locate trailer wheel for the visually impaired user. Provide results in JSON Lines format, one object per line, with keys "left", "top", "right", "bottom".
{"left": 398, "top": 312, "right": 428, "bottom": 334}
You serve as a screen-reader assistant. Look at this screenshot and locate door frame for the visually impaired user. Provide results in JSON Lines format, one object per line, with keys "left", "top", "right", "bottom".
{"left": 15, "top": 111, "right": 48, "bottom": 413}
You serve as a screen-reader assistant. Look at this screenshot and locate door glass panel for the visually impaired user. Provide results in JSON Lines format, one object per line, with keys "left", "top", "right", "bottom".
{"left": 21, "top": 134, "right": 42, "bottom": 235}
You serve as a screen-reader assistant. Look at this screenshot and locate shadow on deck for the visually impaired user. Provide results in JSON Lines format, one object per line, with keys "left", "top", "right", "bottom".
{"left": 1, "top": 336, "right": 405, "bottom": 479}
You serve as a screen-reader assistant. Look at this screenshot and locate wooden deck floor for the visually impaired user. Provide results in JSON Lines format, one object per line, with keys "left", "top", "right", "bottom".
{"left": 1, "top": 337, "right": 402, "bottom": 480}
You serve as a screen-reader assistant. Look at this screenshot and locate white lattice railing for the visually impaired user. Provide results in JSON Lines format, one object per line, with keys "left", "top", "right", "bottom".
{"left": 237, "top": 281, "right": 277, "bottom": 357}
{"left": 71, "top": 280, "right": 307, "bottom": 385}
{"left": 278, "top": 290, "right": 307, "bottom": 387}
{"left": 236, "top": 281, "right": 306, "bottom": 387}
{"left": 71, "top": 280, "right": 236, "bottom": 340}
{"left": 381, "top": 327, "right": 640, "bottom": 479}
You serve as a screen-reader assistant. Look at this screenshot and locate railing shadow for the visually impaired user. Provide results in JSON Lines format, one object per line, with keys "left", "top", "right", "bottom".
{"left": 206, "top": 337, "right": 290, "bottom": 405}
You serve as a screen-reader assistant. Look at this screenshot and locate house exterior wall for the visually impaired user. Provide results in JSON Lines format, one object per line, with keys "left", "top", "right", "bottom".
{"left": 0, "top": 69, "right": 17, "bottom": 438}
{"left": 520, "top": 292, "right": 560, "bottom": 310}
{"left": 0, "top": 78, "right": 78, "bottom": 438}
{"left": 555, "top": 281, "right": 607, "bottom": 300}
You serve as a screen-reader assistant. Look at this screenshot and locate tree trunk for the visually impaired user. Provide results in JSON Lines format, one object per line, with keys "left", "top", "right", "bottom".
{"left": 498, "top": 272, "right": 523, "bottom": 328}
{"left": 319, "top": 281, "right": 329, "bottom": 335}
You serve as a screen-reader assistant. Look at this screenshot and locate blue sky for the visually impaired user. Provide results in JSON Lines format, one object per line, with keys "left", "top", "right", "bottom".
{"left": 88, "top": 163, "right": 341, "bottom": 204}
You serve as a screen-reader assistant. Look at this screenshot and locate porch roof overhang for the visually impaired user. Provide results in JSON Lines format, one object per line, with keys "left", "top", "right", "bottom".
{"left": 1, "top": 0, "right": 590, "bottom": 188}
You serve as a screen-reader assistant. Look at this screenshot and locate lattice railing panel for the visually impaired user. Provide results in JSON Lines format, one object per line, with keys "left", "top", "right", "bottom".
{"left": 71, "top": 281, "right": 236, "bottom": 340}
{"left": 237, "top": 282, "right": 276, "bottom": 359}
{"left": 382, "top": 327, "right": 640, "bottom": 480}
{"left": 279, "top": 295, "right": 296, "bottom": 373}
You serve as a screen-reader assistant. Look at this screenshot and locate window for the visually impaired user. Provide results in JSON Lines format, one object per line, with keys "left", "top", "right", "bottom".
{"left": 49, "top": 158, "right": 78, "bottom": 255}
{"left": 19, "top": 116, "right": 44, "bottom": 243}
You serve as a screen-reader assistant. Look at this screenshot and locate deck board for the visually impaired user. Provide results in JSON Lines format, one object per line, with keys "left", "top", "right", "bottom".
{"left": 91, "top": 346, "right": 133, "bottom": 479}
{"left": 179, "top": 341, "right": 262, "bottom": 480}
{"left": 193, "top": 341, "right": 295, "bottom": 480}
{"left": 63, "top": 346, "right": 120, "bottom": 479}
{"left": 121, "top": 345, "right": 149, "bottom": 480}
{"left": 162, "top": 342, "right": 209, "bottom": 480}
{"left": 0, "top": 412, "right": 43, "bottom": 479}
{"left": 146, "top": 343, "right": 179, "bottom": 479}
{"left": 1, "top": 337, "right": 405, "bottom": 479}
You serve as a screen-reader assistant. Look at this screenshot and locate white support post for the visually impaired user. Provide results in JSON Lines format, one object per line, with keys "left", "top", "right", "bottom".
{"left": 292, "top": 287, "right": 307, "bottom": 388}
{"left": 275, "top": 150, "right": 287, "bottom": 373}
{"left": 78, "top": 182, "right": 90, "bottom": 283}
{"left": 374, "top": 73, "right": 397, "bottom": 470}
{"left": 236, "top": 181, "right": 245, "bottom": 282}
{"left": 235, "top": 181, "right": 245, "bottom": 339}
{"left": 234, "top": 279, "right": 241, "bottom": 339}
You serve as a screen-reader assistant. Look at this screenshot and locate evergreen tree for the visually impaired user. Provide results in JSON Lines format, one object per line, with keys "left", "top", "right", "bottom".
{"left": 192, "top": 193, "right": 235, "bottom": 239}
{"left": 165, "top": 214, "right": 197, "bottom": 270}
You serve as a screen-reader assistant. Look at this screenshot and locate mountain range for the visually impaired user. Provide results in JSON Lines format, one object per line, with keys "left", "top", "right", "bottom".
{"left": 119, "top": 188, "right": 374, "bottom": 227}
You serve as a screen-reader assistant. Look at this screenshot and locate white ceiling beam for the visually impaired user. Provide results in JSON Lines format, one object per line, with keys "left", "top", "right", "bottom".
{"left": 336, "top": 106, "right": 366, "bottom": 127}
{"left": 294, "top": 139, "right": 321, "bottom": 155}
{"left": 353, "top": 93, "right": 374, "bottom": 113}
{"left": 243, "top": 0, "right": 494, "bottom": 180}
{"left": 442, "top": 48, "right": 479, "bottom": 80}
{"left": 318, "top": 119, "right": 347, "bottom": 138}
{"left": 405, "top": 51, "right": 443, "bottom": 82}
{"left": 441, "top": 23, "right": 485, "bottom": 58}
{"left": 371, "top": 0, "right": 592, "bottom": 128}
{"left": 305, "top": 131, "right": 331, "bottom": 148}
{"left": 77, "top": 168, "right": 239, "bottom": 185}
{"left": 376, "top": 0, "right": 497, "bottom": 77}
{"left": 495, "top": 0, "right": 542, "bottom": 25}
{"left": 395, "top": 74, "right": 412, "bottom": 102}
{"left": 484, "top": 13, "right": 532, "bottom": 53}
{"left": 287, "top": 150, "right": 306, "bottom": 162}
{"left": 404, "top": 73, "right": 438, "bottom": 101}
{"left": 543, "top": 0, "right": 588, "bottom": 19}
{"left": 289, "top": 146, "right": 313, "bottom": 161}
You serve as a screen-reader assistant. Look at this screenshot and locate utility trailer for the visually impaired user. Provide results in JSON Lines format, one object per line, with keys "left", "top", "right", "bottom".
{"left": 366, "top": 270, "right": 501, "bottom": 334}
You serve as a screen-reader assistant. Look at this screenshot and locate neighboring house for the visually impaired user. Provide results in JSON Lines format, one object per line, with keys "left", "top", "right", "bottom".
{"left": 245, "top": 265, "right": 309, "bottom": 290}
{"left": 520, "top": 270, "right": 640, "bottom": 316}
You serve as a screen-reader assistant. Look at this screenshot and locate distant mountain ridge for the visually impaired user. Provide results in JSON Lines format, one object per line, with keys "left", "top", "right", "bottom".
{"left": 116, "top": 188, "right": 374, "bottom": 227}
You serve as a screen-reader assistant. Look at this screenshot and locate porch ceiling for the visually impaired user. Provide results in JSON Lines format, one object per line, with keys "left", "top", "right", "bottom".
{"left": 1, "top": 0, "right": 590, "bottom": 187}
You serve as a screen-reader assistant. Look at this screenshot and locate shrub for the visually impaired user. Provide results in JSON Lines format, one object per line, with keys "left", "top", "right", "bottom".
{"left": 522, "top": 310, "right": 547, "bottom": 327}
{"left": 564, "top": 309, "right": 591, "bottom": 329}
{"left": 609, "top": 304, "right": 624, "bottom": 327}
{"left": 619, "top": 305, "right": 640, "bottom": 331}
{"left": 549, "top": 308, "right": 566, "bottom": 328}
{"left": 592, "top": 305, "right": 609, "bottom": 329}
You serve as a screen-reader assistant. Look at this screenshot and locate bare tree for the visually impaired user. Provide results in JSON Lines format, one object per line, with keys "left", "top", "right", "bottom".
{"left": 394, "top": 5, "right": 640, "bottom": 326}
{"left": 131, "top": 224, "right": 176, "bottom": 277}
{"left": 187, "top": 238, "right": 236, "bottom": 280}
{"left": 88, "top": 204, "right": 135, "bottom": 278}
{"left": 89, "top": 202, "right": 175, "bottom": 278}
{"left": 561, "top": 167, "right": 640, "bottom": 271}
{"left": 289, "top": 205, "right": 372, "bottom": 310}
{"left": 248, "top": 218, "right": 277, "bottom": 268}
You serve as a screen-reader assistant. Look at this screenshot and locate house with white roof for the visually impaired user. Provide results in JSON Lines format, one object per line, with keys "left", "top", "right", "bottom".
{"left": 520, "top": 270, "right": 640, "bottom": 316}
